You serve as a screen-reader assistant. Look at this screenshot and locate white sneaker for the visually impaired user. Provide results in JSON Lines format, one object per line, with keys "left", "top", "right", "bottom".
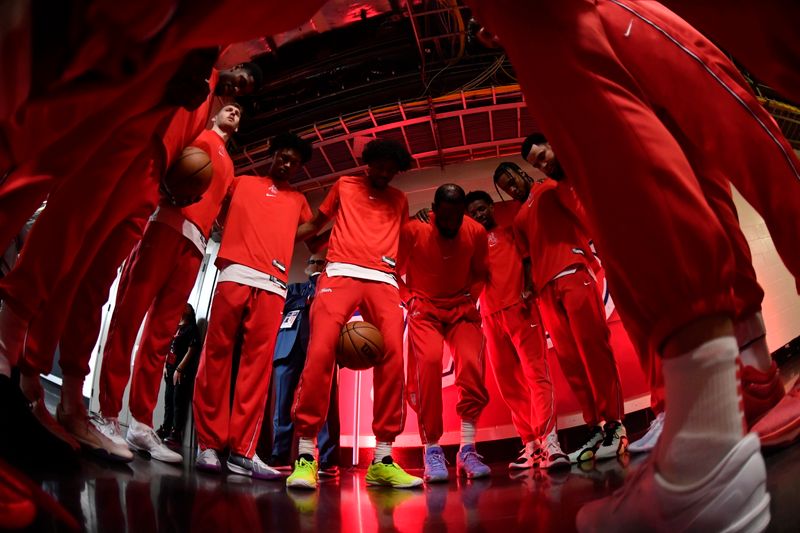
{"left": 576, "top": 433, "right": 770, "bottom": 533}
{"left": 568, "top": 426, "right": 604, "bottom": 464}
{"left": 541, "top": 432, "right": 570, "bottom": 469}
{"left": 509, "top": 440, "right": 540, "bottom": 470}
{"left": 628, "top": 413, "right": 665, "bottom": 454}
{"left": 196, "top": 447, "right": 222, "bottom": 473}
{"left": 126, "top": 418, "right": 182, "bottom": 464}
{"left": 594, "top": 421, "right": 628, "bottom": 461}
{"left": 59, "top": 406, "right": 133, "bottom": 462}
{"left": 90, "top": 414, "right": 127, "bottom": 447}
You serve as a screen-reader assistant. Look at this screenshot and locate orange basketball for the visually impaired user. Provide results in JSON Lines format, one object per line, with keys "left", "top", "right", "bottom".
{"left": 162, "top": 146, "right": 213, "bottom": 200}
{"left": 337, "top": 321, "right": 385, "bottom": 370}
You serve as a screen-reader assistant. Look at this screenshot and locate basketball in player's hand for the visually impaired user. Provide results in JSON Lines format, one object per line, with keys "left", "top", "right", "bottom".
{"left": 161, "top": 146, "right": 213, "bottom": 205}
{"left": 337, "top": 322, "right": 385, "bottom": 370}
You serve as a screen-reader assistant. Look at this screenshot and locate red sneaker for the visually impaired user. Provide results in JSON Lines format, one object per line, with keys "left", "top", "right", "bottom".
{"left": 752, "top": 378, "right": 800, "bottom": 449}
{"left": 741, "top": 362, "right": 785, "bottom": 428}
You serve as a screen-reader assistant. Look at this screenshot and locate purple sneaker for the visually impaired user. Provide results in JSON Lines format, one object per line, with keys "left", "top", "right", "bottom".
{"left": 457, "top": 444, "right": 491, "bottom": 479}
{"left": 424, "top": 446, "right": 449, "bottom": 483}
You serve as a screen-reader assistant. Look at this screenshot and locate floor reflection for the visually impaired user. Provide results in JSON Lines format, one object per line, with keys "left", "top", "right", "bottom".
{"left": 23, "top": 442, "right": 800, "bottom": 532}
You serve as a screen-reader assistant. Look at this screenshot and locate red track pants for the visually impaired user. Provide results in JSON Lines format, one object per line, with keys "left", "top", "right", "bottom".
{"left": 597, "top": 0, "right": 800, "bottom": 296}
{"left": 292, "top": 274, "right": 406, "bottom": 443}
{"left": 406, "top": 298, "right": 489, "bottom": 444}
{"left": 538, "top": 268, "right": 624, "bottom": 425}
{"left": 99, "top": 222, "right": 202, "bottom": 423}
{"left": 193, "top": 282, "right": 283, "bottom": 457}
{"left": 19, "top": 216, "right": 148, "bottom": 379}
{"left": 466, "top": 0, "right": 738, "bottom": 354}
{"left": 0, "top": 111, "right": 169, "bottom": 326}
{"left": 482, "top": 302, "right": 556, "bottom": 442}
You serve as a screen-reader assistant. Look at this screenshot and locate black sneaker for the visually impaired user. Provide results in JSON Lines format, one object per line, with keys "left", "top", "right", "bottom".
{"left": 318, "top": 463, "right": 340, "bottom": 478}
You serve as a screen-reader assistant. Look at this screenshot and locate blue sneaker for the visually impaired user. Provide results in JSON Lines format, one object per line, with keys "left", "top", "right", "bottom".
{"left": 457, "top": 444, "right": 491, "bottom": 479}
{"left": 423, "top": 446, "right": 449, "bottom": 483}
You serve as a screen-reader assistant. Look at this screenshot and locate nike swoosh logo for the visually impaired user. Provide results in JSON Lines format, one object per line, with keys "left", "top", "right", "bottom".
{"left": 624, "top": 19, "right": 633, "bottom": 37}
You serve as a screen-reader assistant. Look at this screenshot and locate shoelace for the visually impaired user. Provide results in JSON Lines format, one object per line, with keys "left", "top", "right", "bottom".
{"left": 88, "top": 413, "right": 120, "bottom": 436}
{"left": 427, "top": 449, "right": 447, "bottom": 469}
{"left": 297, "top": 457, "right": 314, "bottom": 469}
{"left": 460, "top": 450, "right": 485, "bottom": 468}
{"left": 143, "top": 427, "right": 163, "bottom": 448}
{"left": 544, "top": 438, "right": 562, "bottom": 458}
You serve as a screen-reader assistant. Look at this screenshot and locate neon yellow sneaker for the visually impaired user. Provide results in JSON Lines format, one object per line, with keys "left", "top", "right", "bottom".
{"left": 365, "top": 458, "right": 423, "bottom": 489}
{"left": 286, "top": 457, "right": 318, "bottom": 490}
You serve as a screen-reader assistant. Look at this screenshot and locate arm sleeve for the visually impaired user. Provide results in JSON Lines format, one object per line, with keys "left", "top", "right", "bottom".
{"left": 318, "top": 180, "right": 341, "bottom": 219}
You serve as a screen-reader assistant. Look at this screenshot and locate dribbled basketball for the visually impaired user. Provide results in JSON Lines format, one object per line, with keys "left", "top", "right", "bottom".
{"left": 162, "top": 146, "right": 213, "bottom": 200}
{"left": 337, "top": 321, "right": 385, "bottom": 370}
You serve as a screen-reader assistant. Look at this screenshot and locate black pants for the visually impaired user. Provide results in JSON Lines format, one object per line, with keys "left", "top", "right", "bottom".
{"left": 163, "top": 367, "right": 195, "bottom": 435}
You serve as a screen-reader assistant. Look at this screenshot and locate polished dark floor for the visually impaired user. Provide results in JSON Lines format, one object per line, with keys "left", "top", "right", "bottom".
{"left": 13, "top": 438, "right": 800, "bottom": 533}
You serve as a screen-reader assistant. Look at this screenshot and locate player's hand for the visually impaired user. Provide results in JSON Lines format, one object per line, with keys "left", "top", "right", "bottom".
{"left": 163, "top": 367, "right": 168, "bottom": 379}
{"left": 173, "top": 369, "right": 182, "bottom": 386}
{"left": 414, "top": 208, "right": 432, "bottom": 223}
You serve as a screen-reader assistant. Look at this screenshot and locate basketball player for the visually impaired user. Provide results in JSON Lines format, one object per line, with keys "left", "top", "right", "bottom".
{"left": 494, "top": 162, "right": 626, "bottom": 464}
{"left": 9, "top": 74, "right": 256, "bottom": 462}
{"left": 78, "top": 104, "right": 239, "bottom": 464}
{"left": 287, "top": 139, "right": 422, "bottom": 490}
{"left": 193, "top": 133, "right": 313, "bottom": 479}
{"left": 399, "top": 184, "right": 491, "bottom": 482}
{"left": 466, "top": 0, "right": 774, "bottom": 529}
{"left": 465, "top": 190, "right": 569, "bottom": 470}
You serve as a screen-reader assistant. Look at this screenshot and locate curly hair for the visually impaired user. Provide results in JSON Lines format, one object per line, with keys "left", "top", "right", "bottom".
{"left": 361, "top": 139, "right": 413, "bottom": 171}
{"left": 268, "top": 133, "right": 313, "bottom": 163}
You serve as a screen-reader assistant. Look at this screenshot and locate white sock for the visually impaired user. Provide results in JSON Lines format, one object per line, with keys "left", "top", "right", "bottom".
{"left": 656, "top": 336, "right": 744, "bottom": 485}
{"left": 735, "top": 312, "right": 772, "bottom": 372}
{"left": 298, "top": 438, "right": 316, "bottom": 458}
{"left": 425, "top": 442, "right": 441, "bottom": 451}
{"left": 460, "top": 420, "right": 476, "bottom": 448}
{"left": 374, "top": 441, "right": 392, "bottom": 463}
{"left": 0, "top": 354, "right": 11, "bottom": 378}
